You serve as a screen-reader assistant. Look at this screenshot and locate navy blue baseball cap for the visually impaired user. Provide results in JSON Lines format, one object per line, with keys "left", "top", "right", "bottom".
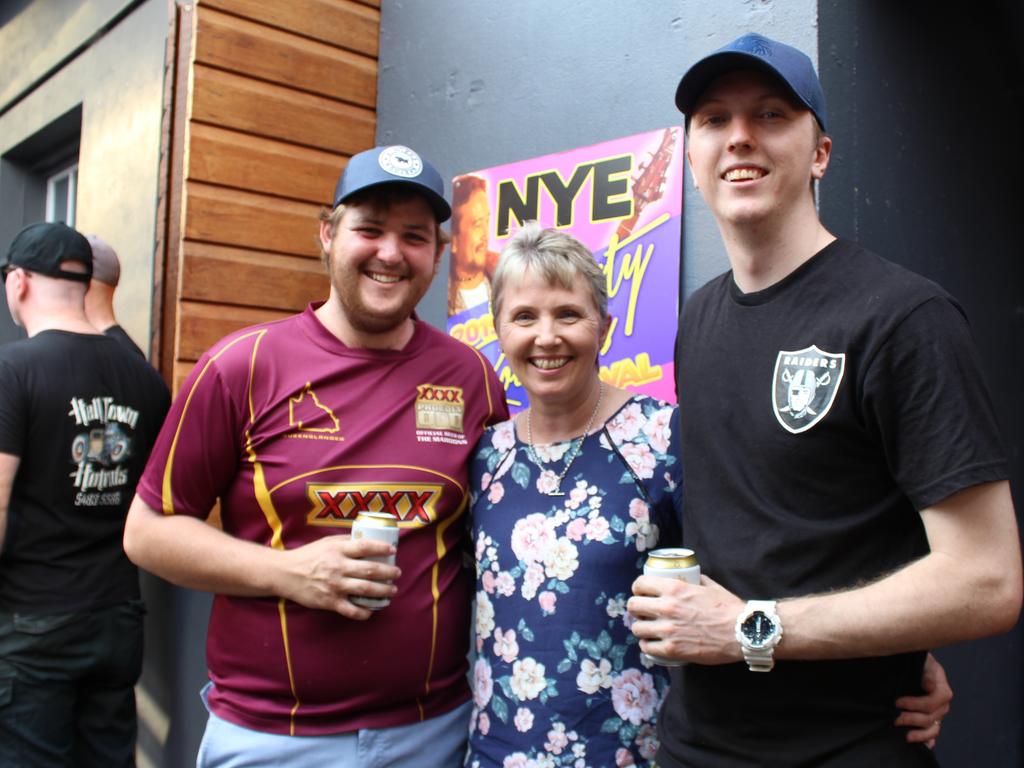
{"left": 2, "top": 222, "right": 92, "bottom": 283}
{"left": 675, "top": 33, "right": 828, "bottom": 132}
{"left": 332, "top": 145, "right": 451, "bottom": 222}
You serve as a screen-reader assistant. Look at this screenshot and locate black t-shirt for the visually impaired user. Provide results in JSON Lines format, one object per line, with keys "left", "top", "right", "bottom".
{"left": 0, "top": 331, "right": 170, "bottom": 613}
{"left": 104, "top": 323, "right": 146, "bottom": 358}
{"left": 662, "top": 239, "right": 1006, "bottom": 766}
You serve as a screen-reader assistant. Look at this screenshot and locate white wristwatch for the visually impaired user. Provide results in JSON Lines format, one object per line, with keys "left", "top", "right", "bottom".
{"left": 735, "top": 599, "right": 783, "bottom": 672}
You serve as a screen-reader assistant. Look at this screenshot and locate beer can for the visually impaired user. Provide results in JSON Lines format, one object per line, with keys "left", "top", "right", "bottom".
{"left": 350, "top": 512, "right": 399, "bottom": 610}
{"left": 641, "top": 547, "right": 700, "bottom": 666}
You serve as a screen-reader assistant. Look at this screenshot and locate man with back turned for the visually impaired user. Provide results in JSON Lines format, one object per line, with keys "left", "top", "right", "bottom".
{"left": 0, "top": 222, "right": 169, "bottom": 766}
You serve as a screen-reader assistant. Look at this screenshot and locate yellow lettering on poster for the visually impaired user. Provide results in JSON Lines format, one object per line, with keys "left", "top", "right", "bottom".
{"left": 603, "top": 213, "right": 668, "bottom": 337}
{"left": 599, "top": 353, "right": 663, "bottom": 390}
{"left": 450, "top": 314, "right": 497, "bottom": 348}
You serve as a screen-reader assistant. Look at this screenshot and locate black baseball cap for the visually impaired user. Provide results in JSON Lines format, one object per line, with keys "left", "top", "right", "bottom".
{"left": 675, "top": 33, "right": 828, "bottom": 132}
{"left": 2, "top": 222, "right": 93, "bottom": 283}
{"left": 332, "top": 145, "right": 451, "bottom": 222}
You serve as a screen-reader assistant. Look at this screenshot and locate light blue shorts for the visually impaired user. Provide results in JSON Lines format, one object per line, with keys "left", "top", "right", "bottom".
{"left": 196, "top": 684, "right": 471, "bottom": 768}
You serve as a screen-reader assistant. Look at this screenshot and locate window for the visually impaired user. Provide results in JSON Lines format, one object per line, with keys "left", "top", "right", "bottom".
{"left": 46, "top": 162, "right": 78, "bottom": 225}
{"left": 0, "top": 105, "right": 82, "bottom": 343}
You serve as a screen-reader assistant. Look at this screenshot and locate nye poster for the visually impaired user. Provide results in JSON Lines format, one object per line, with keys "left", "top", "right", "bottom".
{"left": 447, "top": 128, "right": 683, "bottom": 411}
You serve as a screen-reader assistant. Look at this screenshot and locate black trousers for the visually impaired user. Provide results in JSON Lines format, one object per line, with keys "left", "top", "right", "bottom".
{"left": 0, "top": 600, "right": 145, "bottom": 767}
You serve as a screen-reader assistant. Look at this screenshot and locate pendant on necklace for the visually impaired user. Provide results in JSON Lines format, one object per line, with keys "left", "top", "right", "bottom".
{"left": 526, "top": 382, "right": 605, "bottom": 499}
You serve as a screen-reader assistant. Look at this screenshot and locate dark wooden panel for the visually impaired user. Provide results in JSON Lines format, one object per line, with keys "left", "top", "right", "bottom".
{"left": 183, "top": 181, "right": 322, "bottom": 258}
{"left": 172, "top": 360, "right": 196, "bottom": 395}
{"left": 155, "top": 3, "right": 193, "bottom": 383}
{"left": 177, "top": 299, "right": 291, "bottom": 361}
{"left": 181, "top": 241, "right": 329, "bottom": 311}
{"left": 187, "top": 123, "right": 344, "bottom": 205}
{"left": 166, "top": 0, "right": 380, "bottom": 405}
{"left": 195, "top": 6, "right": 376, "bottom": 108}
{"left": 190, "top": 65, "right": 375, "bottom": 155}
{"left": 199, "top": 0, "right": 379, "bottom": 57}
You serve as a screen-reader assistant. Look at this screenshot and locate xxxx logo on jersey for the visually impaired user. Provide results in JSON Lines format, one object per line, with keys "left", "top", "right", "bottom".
{"left": 305, "top": 483, "right": 443, "bottom": 527}
{"left": 415, "top": 384, "right": 464, "bottom": 433}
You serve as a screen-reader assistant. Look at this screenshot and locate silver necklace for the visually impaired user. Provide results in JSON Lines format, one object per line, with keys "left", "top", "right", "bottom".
{"left": 524, "top": 382, "right": 605, "bottom": 496}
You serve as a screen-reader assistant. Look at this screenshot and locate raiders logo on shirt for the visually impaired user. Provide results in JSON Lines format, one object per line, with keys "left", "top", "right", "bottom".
{"left": 771, "top": 345, "right": 845, "bottom": 434}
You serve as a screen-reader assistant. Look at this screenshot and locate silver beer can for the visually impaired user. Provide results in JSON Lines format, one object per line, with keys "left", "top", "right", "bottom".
{"left": 641, "top": 547, "right": 700, "bottom": 666}
{"left": 350, "top": 512, "right": 399, "bottom": 610}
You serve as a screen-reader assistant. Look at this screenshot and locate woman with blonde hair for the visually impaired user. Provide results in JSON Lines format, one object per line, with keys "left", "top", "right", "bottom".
{"left": 464, "top": 223, "right": 950, "bottom": 768}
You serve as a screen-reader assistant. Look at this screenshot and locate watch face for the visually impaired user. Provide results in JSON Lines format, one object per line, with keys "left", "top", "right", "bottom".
{"left": 741, "top": 611, "right": 776, "bottom": 648}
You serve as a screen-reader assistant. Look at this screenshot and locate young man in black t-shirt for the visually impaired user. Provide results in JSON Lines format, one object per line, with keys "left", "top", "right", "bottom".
{"left": 0, "top": 222, "right": 169, "bottom": 767}
{"left": 627, "top": 34, "right": 1022, "bottom": 767}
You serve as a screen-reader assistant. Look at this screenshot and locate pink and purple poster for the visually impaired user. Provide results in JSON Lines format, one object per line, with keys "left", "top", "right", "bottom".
{"left": 446, "top": 128, "right": 683, "bottom": 411}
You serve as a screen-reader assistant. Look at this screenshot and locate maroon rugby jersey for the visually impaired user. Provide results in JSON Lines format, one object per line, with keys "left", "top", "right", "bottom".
{"left": 137, "top": 304, "right": 508, "bottom": 735}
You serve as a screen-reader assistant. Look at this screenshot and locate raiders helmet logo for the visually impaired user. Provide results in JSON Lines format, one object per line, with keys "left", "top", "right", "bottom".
{"left": 772, "top": 345, "right": 846, "bottom": 434}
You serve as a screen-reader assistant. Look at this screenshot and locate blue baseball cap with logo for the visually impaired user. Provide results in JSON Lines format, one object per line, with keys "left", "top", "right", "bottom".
{"left": 674, "top": 33, "right": 828, "bottom": 132}
{"left": 332, "top": 145, "right": 451, "bottom": 222}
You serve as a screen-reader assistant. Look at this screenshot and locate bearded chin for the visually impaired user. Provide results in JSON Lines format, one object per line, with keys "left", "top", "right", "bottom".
{"left": 347, "top": 305, "right": 411, "bottom": 334}
{"left": 327, "top": 249, "right": 437, "bottom": 337}
{"left": 333, "top": 276, "right": 427, "bottom": 336}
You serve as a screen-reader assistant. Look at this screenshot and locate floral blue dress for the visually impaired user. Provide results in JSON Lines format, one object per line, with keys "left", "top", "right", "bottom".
{"left": 465, "top": 395, "right": 682, "bottom": 768}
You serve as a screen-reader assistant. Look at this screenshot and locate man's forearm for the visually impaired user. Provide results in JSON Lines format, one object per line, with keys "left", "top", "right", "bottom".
{"left": 123, "top": 493, "right": 402, "bottom": 618}
{"left": 629, "top": 481, "right": 1021, "bottom": 666}
{"left": 123, "top": 494, "right": 284, "bottom": 596}
{"left": 0, "top": 453, "right": 21, "bottom": 557}
{"left": 777, "top": 481, "right": 1022, "bottom": 660}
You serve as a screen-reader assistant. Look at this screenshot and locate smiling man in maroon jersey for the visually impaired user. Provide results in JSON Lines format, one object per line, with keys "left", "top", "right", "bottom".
{"left": 125, "top": 145, "right": 508, "bottom": 767}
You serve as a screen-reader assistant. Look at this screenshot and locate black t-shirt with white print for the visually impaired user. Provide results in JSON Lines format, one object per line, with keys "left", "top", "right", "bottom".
{"left": 0, "top": 330, "right": 169, "bottom": 613}
{"left": 661, "top": 239, "right": 1006, "bottom": 767}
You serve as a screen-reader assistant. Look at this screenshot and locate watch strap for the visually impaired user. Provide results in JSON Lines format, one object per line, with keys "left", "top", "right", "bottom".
{"left": 737, "top": 599, "right": 781, "bottom": 673}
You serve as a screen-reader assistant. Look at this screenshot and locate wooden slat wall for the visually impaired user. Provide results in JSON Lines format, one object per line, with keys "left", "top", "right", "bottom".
{"left": 158, "top": 0, "right": 380, "bottom": 391}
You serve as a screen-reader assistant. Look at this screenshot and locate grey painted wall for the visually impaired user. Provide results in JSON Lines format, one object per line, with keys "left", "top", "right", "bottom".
{"left": 0, "top": 0, "right": 166, "bottom": 354}
{"left": 0, "top": 0, "right": 130, "bottom": 109}
{"left": 376, "top": 0, "right": 820, "bottom": 327}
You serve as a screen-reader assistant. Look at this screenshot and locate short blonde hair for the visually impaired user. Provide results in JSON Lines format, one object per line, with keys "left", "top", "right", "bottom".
{"left": 491, "top": 222, "right": 607, "bottom": 321}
